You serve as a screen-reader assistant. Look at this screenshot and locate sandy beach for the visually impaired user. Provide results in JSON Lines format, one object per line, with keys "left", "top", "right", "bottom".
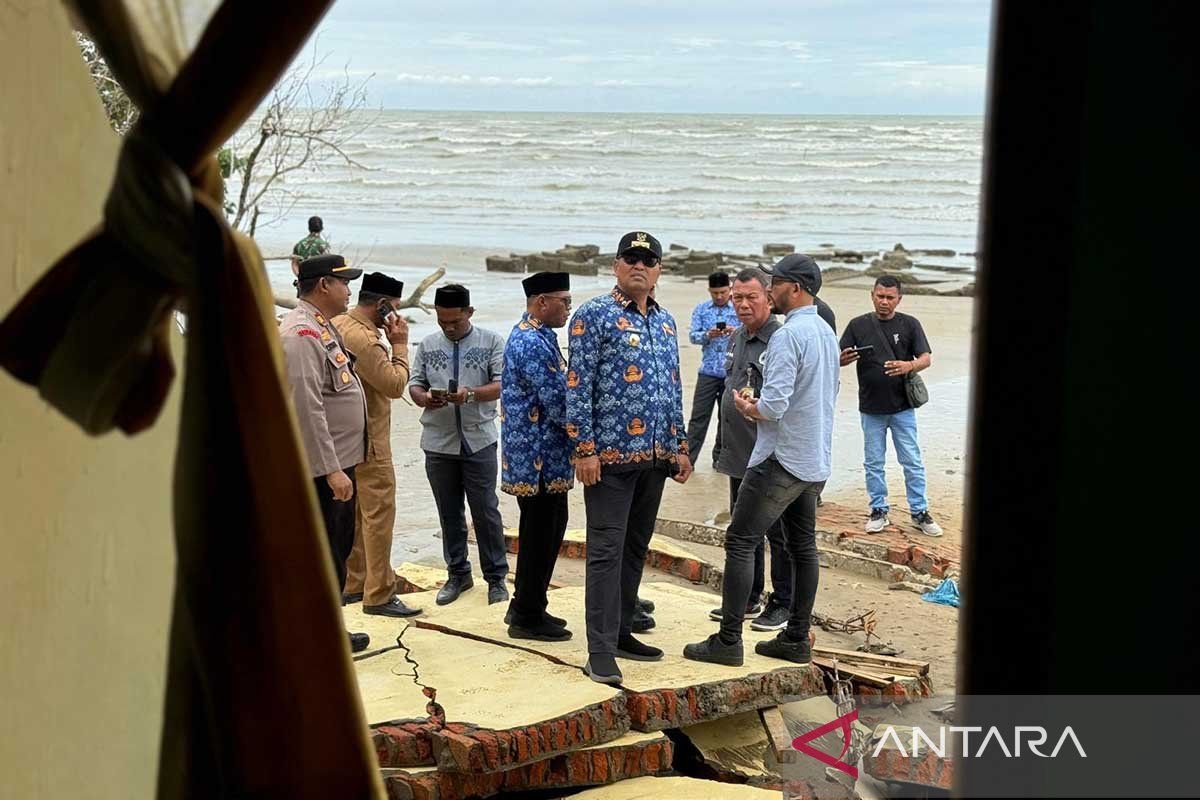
{"left": 266, "top": 242, "right": 974, "bottom": 566}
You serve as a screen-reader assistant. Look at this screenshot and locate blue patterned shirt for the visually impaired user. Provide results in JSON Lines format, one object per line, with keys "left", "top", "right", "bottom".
{"left": 566, "top": 287, "right": 688, "bottom": 469}
{"left": 500, "top": 313, "right": 574, "bottom": 496}
{"left": 689, "top": 299, "right": 741, "bottom": 378}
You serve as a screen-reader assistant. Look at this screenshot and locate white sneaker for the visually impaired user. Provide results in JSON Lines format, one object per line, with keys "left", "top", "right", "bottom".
{"left": 912, "top": 511, "right": 943, "bottom": 537}
{"left": 865, "top": 508, "right": 889, "bottom": 533}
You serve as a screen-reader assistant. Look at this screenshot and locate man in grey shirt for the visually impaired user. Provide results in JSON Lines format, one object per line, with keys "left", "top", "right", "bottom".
{"left": 684, "top": 254, "right": 839, "bottom": 668}
{"left": 408, "top": 284, "right": 509, "bottom": 606}
{"left": 710, "top": 268, "right": 789, "bottom": 632}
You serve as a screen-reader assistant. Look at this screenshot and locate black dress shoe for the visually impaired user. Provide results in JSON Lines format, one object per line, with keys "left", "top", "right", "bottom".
{"left": 348, "top": 632, "right": 371, "bottom": 653}
{"left": 436, "top": 575, "right": 474, "bottom": 606}
{"left": 505, "top": 608, "right": 568, "bottom": 627}
{"left": 617, "top": 634, "right": 663, "bottom": 661}
{"left": 682, "top": 633, "right": 744, "bottom": 666}
{"left": 632, "top": 609, "right": 656, "bottom": 633}
{"left": 364, "top": 596, "right": 422, "bottom": 618}
{"left": 585, "top": 653, "right": 623, "bottom": 685}
{"left": 754, "top": 631, "right": 813, "bottom": 664}
{"left": 341, "top": 592, "right": 364, "bottom": 605}
{"left": 488, "top": 582, "right": 510, "bottom": 605}
{"left": 636, "top": 597, "right": 655, "bottom": 614}
{"left": 508, "top": 620, "right": 573, "bottom": 641}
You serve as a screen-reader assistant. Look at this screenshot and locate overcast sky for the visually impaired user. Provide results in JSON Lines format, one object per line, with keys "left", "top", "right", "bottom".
{"left": 303, "top": 0, "right": 992, "bottom": 115}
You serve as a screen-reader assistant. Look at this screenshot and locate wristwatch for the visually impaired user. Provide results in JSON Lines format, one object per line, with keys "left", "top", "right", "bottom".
{"left": 465, "top": 389, "right": 476, "bottom": 404}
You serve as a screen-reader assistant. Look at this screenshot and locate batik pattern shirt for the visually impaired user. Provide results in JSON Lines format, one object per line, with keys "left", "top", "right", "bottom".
{"left": 688, "top": 299, "right": 741, "bottom": 378}
{"left": 500, "top": 313, "right": 574, "bottom": 496}
{"left": 566, "top": 287, "right": 688, "bottom": 469}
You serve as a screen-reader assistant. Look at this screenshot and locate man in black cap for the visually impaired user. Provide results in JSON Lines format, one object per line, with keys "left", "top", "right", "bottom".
{"left": 291, "top": 215, "right": 330, "bottom": 277}
{"left": 408, "top": 285, "right": 510, "bottom": 605}
{"left": 566, "top": 231, "right": 692, "bottom": 685}
{"left": 686, "top": 270, "right": 740, "bottom": 467}
{"left": 684, "top": 253, "right": 839, "bottom": 668}
{"left": 278, "top": 254, "right": 374, "bottom": 652}
{"left": 332, "top": 272, "right": 421, "bottom": 618}
{"left": 500, "top": 272, "right": 575, "bottom": 641}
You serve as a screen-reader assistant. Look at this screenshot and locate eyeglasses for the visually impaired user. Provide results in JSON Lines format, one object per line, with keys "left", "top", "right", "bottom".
{"left": 620, "top": 252, "right": 661, "bottom": 268}
{"left": 543, "top": 294, "right": 573, "bottom": 307}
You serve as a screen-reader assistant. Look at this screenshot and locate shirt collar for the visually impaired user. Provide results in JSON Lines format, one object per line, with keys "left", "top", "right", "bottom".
{"left": 521, "top": 311, "right": 544, "bottom": 329}
{"left": 745, "top": 317, "right": 781, "bottom": 341}
{"left": 348, "top": 306, "right": 375, "bottom": 328}
{"left": 785, "top": 305, "right": 817, "bottom": 321}
{"left": 611, "top": 285, "right": 660, "bottom": 313}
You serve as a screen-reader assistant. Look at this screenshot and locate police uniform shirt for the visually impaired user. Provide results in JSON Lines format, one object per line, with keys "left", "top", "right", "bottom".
{"left": 279, "top": 299, "right": 367, "bottom": 477}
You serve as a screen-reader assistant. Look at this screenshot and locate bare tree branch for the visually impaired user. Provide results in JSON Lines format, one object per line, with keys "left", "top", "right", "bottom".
{"left": 223, "top": 40, "right": 379, "bottom": 235}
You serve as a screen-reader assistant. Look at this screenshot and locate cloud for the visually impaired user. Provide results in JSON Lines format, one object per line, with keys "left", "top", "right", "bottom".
{"left": 395, "top": 73, "right": 560, "bottom": 88}
{"left": 427, "top": 32, "right": 537, "bottom": 52}
{"left": 753, "top": 39, "right": 809, "bottom": 52}
{"left": 669, "top": 36, "right": 723, "bottom": 48}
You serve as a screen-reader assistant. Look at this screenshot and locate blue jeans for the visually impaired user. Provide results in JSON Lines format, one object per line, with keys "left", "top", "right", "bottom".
{"left": 861, "top": 409, "right": 929, "bottom": 515}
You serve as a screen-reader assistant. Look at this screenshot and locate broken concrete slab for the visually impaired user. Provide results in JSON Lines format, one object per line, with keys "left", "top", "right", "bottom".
{"left": 505, "top": 528, "right": 719, "bottom": 586}
{"left": 393, "top": 562, "right": 448, "bottom": 594}
{"left": 352, "top": 624, "right": 627, "bottom": 773}
{"left": 572, "top": 775, "right": 784, "bottom": 799}
{"left": 382, "top": 730, "right": 672, "bottom": 800}
{"left": 391, "top": 583, "right": 826, "bottom": 732}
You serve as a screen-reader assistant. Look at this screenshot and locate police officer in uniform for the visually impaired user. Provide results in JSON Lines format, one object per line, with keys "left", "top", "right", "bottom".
{"left": 279, "top": 254, "right": 372, "bottom": 652}
{"left": 333, "top": 272, "right": 421, "bottom": 618}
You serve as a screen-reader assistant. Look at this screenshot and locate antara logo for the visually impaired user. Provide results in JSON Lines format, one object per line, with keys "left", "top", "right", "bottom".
{"left": 872, "top": 725, "right": 1088, "bottom": 759}
{"left": 792, "top": 709, "right": 859, "bottom": 779}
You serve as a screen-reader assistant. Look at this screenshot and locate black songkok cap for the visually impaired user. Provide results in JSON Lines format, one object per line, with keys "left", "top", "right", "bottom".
{"left": 362, "top": 271, "right": 405, "bottom": 298}
{"left": 522, "top": 271, "right": 571, "bottom": 297}
{"left": 708, "top": 271, "right": 731, "bottom": 288}
{"left": 434, "top": 284, "right": 471, "bottom": 308}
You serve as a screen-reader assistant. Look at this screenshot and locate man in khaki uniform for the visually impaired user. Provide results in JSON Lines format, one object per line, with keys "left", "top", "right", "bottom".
{"left": 279, "top": 254, "right": 373, "bottom": 652}
{"left": 333, "top": 272, "right": 421, "bottom": 618}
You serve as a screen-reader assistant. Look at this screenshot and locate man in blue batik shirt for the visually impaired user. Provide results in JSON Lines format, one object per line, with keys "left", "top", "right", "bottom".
{"left": 567, "top": 230, "right": 693, "bottom": 685}
{"left": 501, "top": 271, "right": 576, "bottom": 643}
{"left": 686, "top": 271, "right": 740, "bottom": 468}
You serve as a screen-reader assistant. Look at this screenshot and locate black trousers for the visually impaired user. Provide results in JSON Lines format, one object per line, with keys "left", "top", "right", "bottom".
{"left": 720, "top": 457, "right": 823, "bottom": 644}
{"left": 686, "top": 374, "right": 726, "bottom": 466}
{"left": 313, "top": 465, "right": 358, "bottom": 592}
{"left": 730, "top": 476, "right": 792, "bottom": 608}
{"left": 584, "top": 467, "right": 669, "bottom": 655}
{"left": 424, "top": 444, "right": 509, "bottom": 584}
{"left": 510, "top": 486, "right": 570, "bottom": 626}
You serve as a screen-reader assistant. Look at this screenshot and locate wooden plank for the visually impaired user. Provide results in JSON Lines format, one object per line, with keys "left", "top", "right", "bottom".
{"left": 812, "top": 645, "right": 930, "bottom": 675}
{"left": 811, "top": 657, "right": 895, "bottom": 688}
{"left": 757, "top": 706, "right": 798, "bottom": 764}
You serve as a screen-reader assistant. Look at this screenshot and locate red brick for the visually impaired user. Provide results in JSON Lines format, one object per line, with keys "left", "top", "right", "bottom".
{"left": 886, "top": 546, "right": 909, "bottom": 565}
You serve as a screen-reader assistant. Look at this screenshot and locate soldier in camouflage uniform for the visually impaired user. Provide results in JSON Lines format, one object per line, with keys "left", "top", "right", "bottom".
{"left": 291, "top": 215, "right": 330, "bottom": 276}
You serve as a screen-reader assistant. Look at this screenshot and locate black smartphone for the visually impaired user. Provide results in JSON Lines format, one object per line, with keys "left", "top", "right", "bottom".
{"left": 377, "top": 299, "right": 396, "bottom": 323}
{"left": 448, "top": 379, "right": 459, "bottom": 393}
{"left": 716, "top": 321, "right": 727, "bottom": 330}
{"left": 852, "top": 345, "right": 875, "bottom": 355}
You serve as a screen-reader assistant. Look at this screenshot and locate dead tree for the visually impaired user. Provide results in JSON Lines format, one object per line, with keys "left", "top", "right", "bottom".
{"left": 224, "top": 44, "right": 377, "bottom": 237}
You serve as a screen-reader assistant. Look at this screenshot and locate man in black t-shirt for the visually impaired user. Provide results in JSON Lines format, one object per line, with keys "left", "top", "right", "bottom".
{"left": 839, "top": 276, "right": 943, "bottom": 537}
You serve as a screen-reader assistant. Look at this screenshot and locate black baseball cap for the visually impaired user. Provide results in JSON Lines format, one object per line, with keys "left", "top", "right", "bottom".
{"left": 765, "top": 253, "right": 822, "bottom": 296}
{"left": 617, "top": 231, "right": 663, "bottom": 259}
{"left": 297, "top": 254, "right": 362, "bottom": 280}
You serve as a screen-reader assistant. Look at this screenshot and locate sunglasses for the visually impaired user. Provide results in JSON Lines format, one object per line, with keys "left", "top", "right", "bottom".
{"left": 620, "top": 252, "right": 661, "bottom": 268}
